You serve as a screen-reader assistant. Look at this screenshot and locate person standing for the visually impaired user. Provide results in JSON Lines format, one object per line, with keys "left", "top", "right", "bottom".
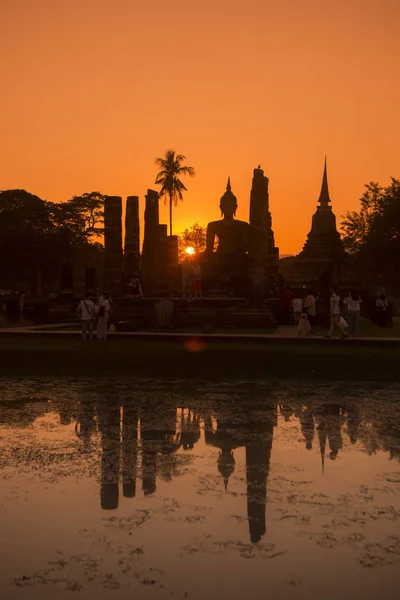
{"left": 97, "top": 292, "right": 110, "bottom": 341}
{"left": 344, "top": 291, "right": 362, "bottom": 337}
{"left": 181, "top": 259, "right": 193, "bottom": 298}
{"left": 298, "top": 312, "right": 311, "bottom": 336}
{"left": 292, "top": 295, "right": 303, "bottom": 326}
{"left": 326, "top": 288, "right": 347, "bottom": 338}
{"left": 376, "top": 293, "right": 388, "bottom": 327}
{"left": 77, "top": 292, "right": 95, "bottom": 343}
{"left": 192, "top": 263, "right": 202, "bottom": 299}
{"left": 281, "top": 286, "right": 294, "bottom": 324}
{"left": 303, "top": 290, "right": 316, "bottom": 331}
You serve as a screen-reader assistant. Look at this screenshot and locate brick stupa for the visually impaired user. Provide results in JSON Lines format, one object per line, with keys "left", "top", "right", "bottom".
{"left": 295, "top": 158, "right": 345, "bottom": 287}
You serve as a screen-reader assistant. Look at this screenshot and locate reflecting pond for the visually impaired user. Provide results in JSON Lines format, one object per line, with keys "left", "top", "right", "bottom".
{"left": 1, "top": 379, "right": 400, "bottom": 599}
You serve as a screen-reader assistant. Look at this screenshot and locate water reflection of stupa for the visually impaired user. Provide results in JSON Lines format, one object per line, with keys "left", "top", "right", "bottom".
{"left": 69, "top": 395, "right": 400, "bottom": 544}
{"left": 205, "top": 406, "right": 277, "bottom": 544}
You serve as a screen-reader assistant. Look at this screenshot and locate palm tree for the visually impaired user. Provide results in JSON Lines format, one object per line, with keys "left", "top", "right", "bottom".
{"left": 155, "top": 150, "right": 195, "bottom": 236}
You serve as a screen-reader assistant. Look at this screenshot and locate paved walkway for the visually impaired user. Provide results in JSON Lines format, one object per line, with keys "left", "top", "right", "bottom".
{"left": 1, "top": 323, "right": 400, "bottom": 346}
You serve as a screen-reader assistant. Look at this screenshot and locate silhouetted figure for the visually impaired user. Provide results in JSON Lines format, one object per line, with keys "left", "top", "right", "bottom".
{"left": 218, "top": 450, "right": 235, "bottom": 491}
{"left": 77, "top": 292, "right": 95, "bottom": 343}
{"left": 205, "top": 179, "right": 249, "bottom": 267}
{"left": 303, "top": 290, "right": 316, "bottom": 331}
{"left": 279, "top": 400, "right": 294, "bottom": 422}
{"left": 300, "top": 407, "right": 315, "bottom": 450}
{"left": 281, "top": 287, "right": 294, "bottom": 325}
{"left": 325, "top": 404, "right": 343, "bottom": 460}
{"left": 375, "top": 293, "right": 388, "bottom": 327}
{"left": 98, "top": 402, "right": 120, "bottom": 509}
{"left": 97, "top": 292, "right": 111, "bottom": 341}
{"left": 316, "top": 404, "right": 343, "bottom": 463}
{"left": 344, "top": 291, "right": 362, "bottom": 336}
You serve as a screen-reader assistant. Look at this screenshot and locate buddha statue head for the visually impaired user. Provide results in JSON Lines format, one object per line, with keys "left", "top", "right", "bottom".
{"left": 220, "top": 178, "right": 238, "bottom": 218}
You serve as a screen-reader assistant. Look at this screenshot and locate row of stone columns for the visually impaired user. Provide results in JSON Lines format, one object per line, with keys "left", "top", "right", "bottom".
{"left": 103, "top": 191, "right": 179, "bottom": 296}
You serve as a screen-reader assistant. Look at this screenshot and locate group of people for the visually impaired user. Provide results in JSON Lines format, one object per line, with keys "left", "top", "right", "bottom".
{"left": 77, "top": 292, "right": 111, "bottom": 343}
{"left": 281, "top": 287, "right": 317, "bottom": 335}
{"left": 281, "top": 287, "right": 366, "bottom": 338}
{"left": 181, "top": 259, "right": 202, "bottom": 298}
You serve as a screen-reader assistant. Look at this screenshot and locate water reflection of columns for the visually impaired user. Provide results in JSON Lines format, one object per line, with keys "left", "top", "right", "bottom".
{"left": 98, "top": 402, "right": 120, "bottom": 510}
{"left": 122, "top": 403, "right": 138, "bottom": 498}
{"left": 140, "top": 405, "right": 180, "bottom": 496}
{"left": 75, "top": 401, "right": 96, "bottom": 452}
{"left": 245, "top": 407, "right": 277, "bottom": 544}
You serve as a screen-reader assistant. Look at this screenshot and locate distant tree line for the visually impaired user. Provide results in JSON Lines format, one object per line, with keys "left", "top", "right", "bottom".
{"left": 341, "top": 177, "right": 400, "bottom": 290}
{"left": 0, "top": 189, "right": 104, "bottom": 295}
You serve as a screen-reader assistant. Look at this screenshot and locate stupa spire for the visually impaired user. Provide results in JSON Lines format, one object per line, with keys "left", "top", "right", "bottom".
{"left": 318, "top": 156, "right": 331, "bottom": 206}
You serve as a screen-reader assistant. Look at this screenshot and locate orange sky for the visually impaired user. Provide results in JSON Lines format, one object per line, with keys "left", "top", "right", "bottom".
{"left": 1, "top": 0, "right": 399, "bottom": 254}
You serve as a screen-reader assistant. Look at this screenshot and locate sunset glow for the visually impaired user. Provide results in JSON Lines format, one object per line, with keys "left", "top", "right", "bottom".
{"left": 1, "top": 1, "right": 399, "bottom": 254}
{"left": 185, "top": 246, "right": 195, "bottom": 256}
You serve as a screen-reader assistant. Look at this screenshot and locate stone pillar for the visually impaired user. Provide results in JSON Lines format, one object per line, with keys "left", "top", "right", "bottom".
{"left": 166, "top": 236, "right": 179, "bottom": 267}
{"left": 141, "top": 190, "right": 160, "bottom": 284}
{"left": 124, "top": 196, "right": 140, "bottom": 276}
{"left": 98, "top": 402, "right": 120, "bottom": 510}
{"left": 104, "top": 196, "right": 123, "bottom": 295}
{"left": 61, "top": 265, "right": 74, "bottom": 293}
{"left": 248, "top": 167, "right": 278, "bottom": 297}
{"left": 157, "top": 225, "right": 168, "bottom": 278}
{"left": 248, "top": 168, "right": 268, "bottom": 297}
{"left": 85, "top": 267, "right": 97, "bottom": 295}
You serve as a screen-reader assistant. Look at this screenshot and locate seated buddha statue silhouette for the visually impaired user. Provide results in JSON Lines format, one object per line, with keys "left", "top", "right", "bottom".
{"left": 205, "top": 178, "right": 249, "bottom": 267}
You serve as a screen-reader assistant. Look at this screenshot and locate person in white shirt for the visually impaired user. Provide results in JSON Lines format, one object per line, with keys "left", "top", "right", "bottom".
{"left": 97, "top": 292, "right": 111, "bottom": 341}
{"left": 344, "top": 291, "right": 362, "bottom": 336}
{"left": 292, "top": 297, "right": 303, "bottom": 325}
{"left": 77, "top": 292, "right": 95, "bottom": 343}
{"left": 326, "top": 288, "right": 347, "bottom": 338}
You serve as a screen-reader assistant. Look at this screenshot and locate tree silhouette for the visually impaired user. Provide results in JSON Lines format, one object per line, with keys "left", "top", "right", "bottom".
{"left": 341, "top": 178, "right": 400, "bottom": 286}
{"left": 0, "top": 189, "right": 105, "bottom": 294}
{"left": 178, "top": 222, "right": 206, "bottom": 262}
{"left": 155, "top": 150, "right": 195, "bottom": 236}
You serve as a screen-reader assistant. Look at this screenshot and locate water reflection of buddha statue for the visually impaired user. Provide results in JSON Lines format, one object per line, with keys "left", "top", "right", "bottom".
{"left": 205, "top": 178, "right": 249, "bottom": 266}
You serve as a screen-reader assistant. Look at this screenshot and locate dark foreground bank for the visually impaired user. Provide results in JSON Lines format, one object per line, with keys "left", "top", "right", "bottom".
{"left": 0, "top": 337, "right": 399, "bottom": 382}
